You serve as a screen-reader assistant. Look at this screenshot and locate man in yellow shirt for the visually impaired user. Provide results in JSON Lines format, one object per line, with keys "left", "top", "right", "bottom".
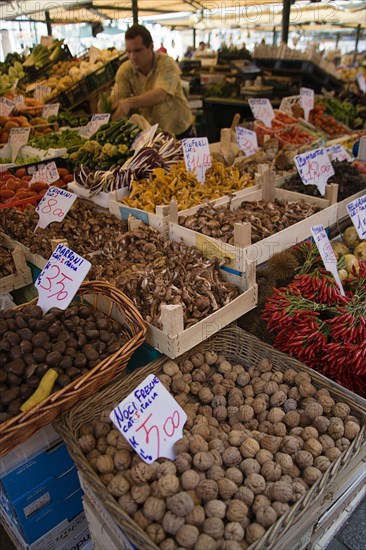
{"left": 110, "top": 25, "right": 194, "bottom": 139}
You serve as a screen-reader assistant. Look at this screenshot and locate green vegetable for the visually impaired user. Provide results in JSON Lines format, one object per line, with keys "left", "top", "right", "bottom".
{"left": 29, "top": 129, "right": 86, "bottom": 150}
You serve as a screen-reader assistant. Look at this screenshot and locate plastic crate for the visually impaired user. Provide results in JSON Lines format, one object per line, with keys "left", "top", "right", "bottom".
{"left": 86, "top": 62, "right": 116, "bottom": 91}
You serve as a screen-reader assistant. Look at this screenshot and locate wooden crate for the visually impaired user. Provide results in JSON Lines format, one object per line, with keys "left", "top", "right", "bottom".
{"left": 0, "top": 232, "right": 47, "bottom": 270}
{"left": 0, "top": 246, "right": 32, "bottom": 293}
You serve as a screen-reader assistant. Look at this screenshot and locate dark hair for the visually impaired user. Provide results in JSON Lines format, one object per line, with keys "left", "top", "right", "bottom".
{"left": 125, "top": 24, "right": 153, "bottom": 47}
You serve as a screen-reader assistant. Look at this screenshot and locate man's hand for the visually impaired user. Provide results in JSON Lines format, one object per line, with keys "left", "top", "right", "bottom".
{"left": 112, "top": 99, "right": 131, "bottom": 120}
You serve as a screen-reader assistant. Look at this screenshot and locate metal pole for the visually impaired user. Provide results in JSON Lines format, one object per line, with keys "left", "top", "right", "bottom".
{"left": 273, "top": 26, "right": 277, "bottom": 46}
{"left": 353, "top": 24, "right": 361, "bottom": 65}
{"left": 132, "top": 0, "right": 138, "bottom": 24}
{"left": 45, "top": 10, "right": 52, "bottom": 36}
{"left": 193, "top": 27, "right": 196, "bottom": 49}
{"left": 281, "top": 0, "right": 291, "bottom": 44}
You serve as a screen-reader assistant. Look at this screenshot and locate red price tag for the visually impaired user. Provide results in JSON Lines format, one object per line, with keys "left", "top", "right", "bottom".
{"left": 110, "top": 374, "right": 187, "bottom": 464}
{"left": 35, "top": 245, "right": 91, "bottom": 313}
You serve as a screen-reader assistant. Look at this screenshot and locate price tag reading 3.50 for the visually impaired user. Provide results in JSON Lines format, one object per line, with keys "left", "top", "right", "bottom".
{"left": 36, "top": 245, "right": 91, "bottom": 314}
{"left": 35, "top": 186, "right": 77, "bottom": 230}
{"left": 110, "top": 374, "right": 187, "bottom": 464}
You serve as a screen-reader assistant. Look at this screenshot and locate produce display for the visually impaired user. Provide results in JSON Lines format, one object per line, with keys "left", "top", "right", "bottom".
{"left": 48, "top": 111, "right": 90, "bottom": 128}
{"left": 0, "top": 60, "right": 25, "bottom": 95}
{"left": 0, "top": 246, "right": 16, "bottom": 277}
{"left": 79, "top": 351, "right": 361, "bottom": 548}
{"left": 70, "top": 119, "right": 140, "bottom": 170}
{"left": 281, "top": 160, "right": 366, "bottom": 201}
{"left": 309, "top": 103, "right": 352, "bottom": 138}
{"left": 23, "top": 39, "right": 66, "bottom": 71}
{"left": 262, "top": 233, "right": 366, "bottom": 396}
{"left": 179, "top": 199, "right": 320, "bottom": 244}
{"left": 122, "top": 161, "right": 254, "bottom": 213}
{"left": 0, "top": 302, "right": 129, "bottom": 421}
{"left": 29, "top": 128, "right": 86, "bottom": 151}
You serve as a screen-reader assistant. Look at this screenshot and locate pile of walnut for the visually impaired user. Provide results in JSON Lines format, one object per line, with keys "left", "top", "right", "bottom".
{"left": 179, "top": 200, "right": 320, "bottom": 244}
{"left": 0, "top": 247, "right": 16, "bottom": 278}
{"left": 79, "top": 353, "right": 360, "bottom": 550}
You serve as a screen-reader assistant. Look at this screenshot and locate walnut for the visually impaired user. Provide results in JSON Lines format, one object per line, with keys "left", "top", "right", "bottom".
{"left": 328, "top": 418, "right": 345, "bottom": 440}
{"left": 240, "top": 458, "right": 261, "bottom": 475}
{"left": 228, "top": 389, "right": 244, "bottom": 407}
{"left": 203, "top": 499, "right": 226, "bottom": 519}
{"left": 175, "top": 453, "right": 192, "bottom": 473}
{"left": 203, "top": 517, "right": 225, "bottom": 539}
{"left": 213, "top": 406, "right": 228, "bottom": 422}
{"left": 218, "top": 360, "right": 233, "bottom": 374}
{"left": 267, "top": 407, "right": 284, "bottom": 424}
{"left": 303, "top": 466, "right": 322, "bottom": 485}
{"left": 275, "top": 453, "right": 294, "bottom": 474}
{"left": 158, "top": 461, "right": 177, "bottom": 477}
{"left": 256, "top": 506, "right": 277, "bottom": 528}
{"left": 186, "top": 505, "right": 205, "bottom": 526}
{"left": 261, "top": 460, "right": 281, "bottom": 481}
{"left": 79, "top": 434, "right": 96, "bottom": 454}
{"left": 194, "top": 533, "right": 217, "bottom": 549}
{"left": 207, "top": 465, "right": 226, "bottom": 481}
{"left": 131, "top": 483, "right": 151, "bottom": 503}
{"left": 94, "top": 422, "right": 111, "bottom": 439}
{"left": 118, "top": 492, "right": 138, "bottom": 515}
{"left": 313, "top": 416, "right": 330, "bottom": 434}
{"left": 273, "top": 423, "right": 287, "bottom": 437}
{"left": 344, "top": 421, "right": 360, "bottom": 440}
{"left": 283, "top": 369, "right": 297, "bottom": 384}
{"left": 145, "top": 523, "right": 165, "bottom": 545}
{"left": 228, "top": 430, "right": 247, "bottom": 448}
{"left": 156, "top": 475, "right": 180, "bottom": 497}
{"left": 283, "top": 399, "right": 297, "bottom": 413}
{"left": 325, "top": 447, "right": 342, "bottom": 462}
{"left": 195, "top": 479, "right": 218, "bottom": 501}
{"left": 317, "top": 394, "right": 335, "bottom": 413}
{"left": 314, "top": 456, "right": 331, "bottom": 472}
{"left": 299, "top": 383, "right": 317, "bottom": 398}
{"left": 224, "top": 523, "right": 245, "bottom": 542}
{"left": 222, "top": 446, "right": 241, "bottom": 467}
{"left": 319, "top": 434, "right": 335, "bottom": 452}
{"left": 198, "top": 387, "right": 214, "bottom": 404}
{"left": 191, "top": 353, "right": 204, "bottom": 368}
{"left": 237, "top": 372, "right": 251, "bottom": 387}
{"left": 160, "top": 539, "right": 175, "bottom": 550}
{"left": 86, "top": 449, "right": 100, "bottom": 462}
{"left": 292, "top": 481, "right": 307, "bottom": 501}
{"left": 303, "top": 402, "right": 323, "bottom": 420}
{"left": 245, "top": 473, "right": 266, "bottom": 495}
{"left": 167, "top": 492, "right": 194, "bottom": 516}
{"left": 217, "top": 478, "right": 238, "bottom": 500}
{"left": 193, "top": 452, "right": 213, "bottom": 471}
{"left": 252, "top": 397, "right": 267, "bottom": 415}
{"left": 130, "top": 462, "right": 152, "bottom": 485}
{"left": 240, "top": 438, "right": 260, "bottom": 458}
{"left": 270, "top": 391, "right": 287, "bottom": 407}
{"left": 253, "top": 380, "right": 266, "bottom": 394}
{"left": 288, "top": 387, "right": 300, "bottom": 401}
{"left": 301, "top": 427, "right": 319, "bottom": 441}
{"left": 261, "top": 435, "right": 282, "bottom": 453}
{"left": 294, "top": 450, "right": 313, "bottom": 469}
{"left": 192, "top": 370, "right": 207, "bottom": 384}
{"left": 267, "top": 481, "right": 294, "bottom": 503}
{"left": 133, "top": 510, "right": 152, "bottom": 530}
{"left": 336, "top": 438, "right": 351, "bottom": 452}
{"left": 294, "top": 372, "right": 311, "bottom": 385}
{"left": 246, "top": 523, "right": 265, "bottom": 544}
{"left": 234, "top": 486, "right": 254, "bottom": 507}
{"left": 176, "top": 524, "right": 199, "bottom": 548}
{"left": 281, "top": 436, "right": 302, "bottom": 454}
{"left": 255, "top": 449, "right": 273, "bottom": 466}
{"left": 190, "top": 382, "right": 202, "bottom": 395}
{"left": 226, "top": 468, "right": 243, "bottom": 485}
{"left": 181, "top": 470, "right": 200, "bottom": 491}
{"left": 242, "top": 385, "right": 255, "bottom": 398}
{"left": 289, "top": 427, "right": 303, "bottom": 437}
{"left": 226, "top": 500, "right": 248, "bottom": 523}
{"left": 332, "top": 402, "right": 351, "bottom": 419}
{"left": 250, "top": 495, "right": 270, "bottom": 515}
{"left": 96, "top": 455, "right": 114, "bottom": 474}
{"left": 143, "top": 496, "right": 166, "bottom": 522}
{"left": 258, "top": 421, "right": 273, "bottom": 434}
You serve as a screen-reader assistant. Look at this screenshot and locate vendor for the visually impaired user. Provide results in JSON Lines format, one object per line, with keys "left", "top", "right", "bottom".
{"left": 110, "top": 24, "right": 194, "bottom": 139}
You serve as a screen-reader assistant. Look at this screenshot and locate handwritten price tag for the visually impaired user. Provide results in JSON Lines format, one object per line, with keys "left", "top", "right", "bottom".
{"left": 42, "top": 103, "right": 60, "bottom": 119}
{"left": 0, "top": 97, "right": 15, "bottom": 116}
{"left": 294, "top": 147, "right": 335, "bottom": 196}
{"left": 110, "top": 374, "right": 187, "bottom": 464}
{"left": 182, "top": 137, "right": 212, "bottom": 183}
{"left": 81, "top": 113, "right": 110, "bottom": 138}
{"left": 357, "top": 72, "right": 366, "bottom": 93}
{"left": 36, "top": 245, "right": 91, "bottom": 314}
{"left": 35, "top": 186, "right": 77, "bottom": 230}
{"left": 9, "top": 127, "right": 31, "bottom": 162}
{"left": 325, "top": 144, "right": 352, "bottom": 163}
{"left": 346, "top": 194, "right": 366, "bottom": 240}
{"left": 34, "top": 85, "right": 51, "bottom": 103}
{"left": 30, "top": 161, "right": 60, "bottom": 185}
{"left": 300, "top": 87, "right": 314, "bottom": 122}
{"left": 14, "top": 95, "right": 24, "bottom": 109}
{"left": 248, "top": 98, "right": 274, "bottom": 128}
{"left": 235, "top": 127, "right": 258, "bottom": 156}
{"left": 311, "top": 225, "right": 344, "bottom": 295}
{"left": 131, "top": 123, "right": 158, "bottom": 152}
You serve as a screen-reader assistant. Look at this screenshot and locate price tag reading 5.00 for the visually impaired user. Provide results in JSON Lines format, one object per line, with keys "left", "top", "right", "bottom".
{"left": 35, "top": 186, "right": 77, "bottom": 230}
{"left": 110, "top": 374, "right": 187, "bottom": 464}
{"left": 36, "top": 245, "right": 91, "bottom": 313}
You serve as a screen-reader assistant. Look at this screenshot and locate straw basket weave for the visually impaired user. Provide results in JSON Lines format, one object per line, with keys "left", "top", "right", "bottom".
{"left": 55, "top": 326, "right": 366, "bottom": 550}
{"left": 0, "top": 280, "right": 146, "bottom": 456}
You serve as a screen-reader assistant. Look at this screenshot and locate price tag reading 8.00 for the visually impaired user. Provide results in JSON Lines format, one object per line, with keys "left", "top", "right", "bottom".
{"left": 35, "top": 186, "right": 77, "bottom": 230}
{"left": 110, "top": 374, "right": 187, "bottom": 464}
{"left": 36, "top": 245, "right": 91, "bottom": 314}
{"left": 182, "top": 137, "right": 212, "bottom": 183}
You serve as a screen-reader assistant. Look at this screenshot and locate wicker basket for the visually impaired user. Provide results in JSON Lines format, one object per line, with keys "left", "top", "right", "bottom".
{"left": 0, "top": 280, "right": 146, "bottom": 456}
{"left": 55, "top": 326, "right": 366, "bottom": 550}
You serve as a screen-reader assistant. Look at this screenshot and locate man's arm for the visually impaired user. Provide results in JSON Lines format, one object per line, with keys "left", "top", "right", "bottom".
{"left": 112, "top": 88, "right": 167, "bottom": 119}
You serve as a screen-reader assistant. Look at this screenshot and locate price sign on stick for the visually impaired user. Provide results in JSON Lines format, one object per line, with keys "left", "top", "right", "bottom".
{"left": 357, "top": 72, "right": 366, "bottom": 93}
{"left": 42, "top": 103, "right": 59, "bottom": 119}
{"left": 248, "top": 98, "right": 274, "bottom": 128}
{"left": 82, "top": 113, "right": 110, "bottom": 138}
{"left": 182, "top": 137, "right": 212, "bottom": 183}
{"left": 346, "top": 194, "right": 366, "bottom": 240}
{"left": 34, "top": 85, "right": 51, "bottom": 103}
{"left": 131, "top": 123, "right": 158, "bottom": 152}
{"left": 0, "top": 97, "right": 15, "bottom": 116}
{"left": 311, "top": 224, "right": 345, "bottom": 296}
{"left": 325, "top": 144, "right": 352, "bottom": 163}
{"left": 294, "top": 147, "right": 335, "bottom": 196}
{"left": 8, "top": 127, "right": 30, "bottom": 162}
{"left": 35, "top": 186, "right": 77, "bottom": 230}
{"left": 14, "top": 95, "right": 24, "bottom": 109}
{"left": 36, "top": 245, "right": 91, "bottom": 314}
{"left": 300, "top": 87, "right": 314, "bottom": 122}
{"left": 30, "top": 162, "right": 60, "bottom": 185}
{"left": 235, "top": 127, "right": 258, "bottom": 156}
{"left": 110, "top": 374, "right": 187, "bottom": 464}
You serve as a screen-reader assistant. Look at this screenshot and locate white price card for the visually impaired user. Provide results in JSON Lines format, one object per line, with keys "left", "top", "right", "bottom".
{"left": 35, "top": 186, "right": 77, "bottom": 230}
{"left": 325, "top": 144, "right": 352, "bottom": 163}
{"left": 300, "top": 87, "right": 314, "bottom": 122}
{"left": 30, "top": 162, "right": 60, "bottom": 185}
{"left": 311, "top": 225, "right": 345, "bottom": 295}
{"left": 14, "top": 95, "right": 24, "bottom": 109}
{"left": 294, "top": 147, "right": 335, "bottom": 196}
{"left": 235, "top": 127, "right": 258, "bottom": 156}
{"left": 9, "top": 126, "right": 31, "bottom": 162}
{"left": 357, "top": 72, "right": 366, "bottom": 93}
{"left": 110, "top": 374, "right": 187, "bottom": 464}
{"left": 81, "top": 113, "right": 110, "bottom": 138}
{"left": 35, "top": 245, "right": 91, "bottom": 314}
{"left": 0, "top": 97, "right": 15, "bottom": 116}
{"left": 248, "top": 98, "right": 274, "bottom": 128}
{"left": 34, "top": 84, "right": 51, "bottom": 103}
{"left": 346, "top": 194, "right": 366, "bottom": 240}
{"left": 182, "top": 136, "right": 212, "bottom": 183}
{"left": 279, "top": 95, "right": 300, "bottom": 115}
{"left": 131, "top": 123, "right": 158, "bottom": 152}
{"left": 42, "top": 103, "right": 59, "bottom": 119}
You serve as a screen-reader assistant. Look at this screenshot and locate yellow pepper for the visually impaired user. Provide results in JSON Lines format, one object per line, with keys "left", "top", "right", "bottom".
{"left": 20, "top": 369, "right": 59, "bottom": 413}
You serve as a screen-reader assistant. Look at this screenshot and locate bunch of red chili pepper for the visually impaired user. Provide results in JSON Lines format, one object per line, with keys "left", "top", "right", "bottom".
{"left": 262, "top": 243, "right": 366, "bottom": 396}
